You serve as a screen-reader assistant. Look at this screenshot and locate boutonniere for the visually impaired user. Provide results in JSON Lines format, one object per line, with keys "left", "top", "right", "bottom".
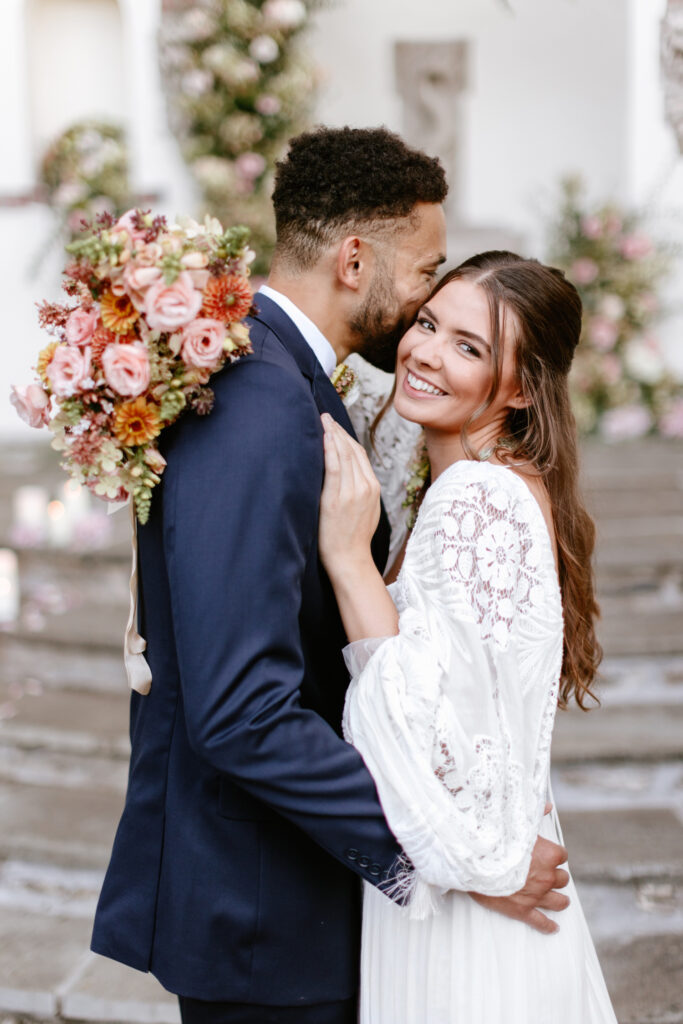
{"left": 331, "top": 362, "right": 357, "bottom": 401}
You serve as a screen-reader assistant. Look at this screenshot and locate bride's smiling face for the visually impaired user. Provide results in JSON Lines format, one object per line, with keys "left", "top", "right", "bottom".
{"left": 393, "top": 277, "right": 526, "bottom": 438}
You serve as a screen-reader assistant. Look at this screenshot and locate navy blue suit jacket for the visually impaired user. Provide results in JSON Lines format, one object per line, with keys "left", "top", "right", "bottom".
{"left": 91, "top": 294, "right": 404, "bottom": 1004}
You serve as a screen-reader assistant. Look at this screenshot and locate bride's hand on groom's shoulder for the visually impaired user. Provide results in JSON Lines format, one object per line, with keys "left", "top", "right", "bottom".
{"left": 318, "top": 413, "right": 381, "bottom": 577}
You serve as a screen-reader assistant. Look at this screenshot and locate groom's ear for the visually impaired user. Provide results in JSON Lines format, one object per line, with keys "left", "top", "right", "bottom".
{"left": 336, "top": 235, "right": 370, "bottom": 292}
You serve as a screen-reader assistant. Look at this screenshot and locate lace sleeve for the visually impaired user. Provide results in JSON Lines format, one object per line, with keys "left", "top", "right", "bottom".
{"left": 344, "top": 354, "right": 422, "bottom": 565}
{"left": 342, "top": 462, "right": 564, "bottom": 910}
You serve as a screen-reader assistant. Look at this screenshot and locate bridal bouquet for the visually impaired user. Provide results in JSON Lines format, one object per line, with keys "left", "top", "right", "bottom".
{"left": 11, "top": 209, "right": 256, "bottom": 523}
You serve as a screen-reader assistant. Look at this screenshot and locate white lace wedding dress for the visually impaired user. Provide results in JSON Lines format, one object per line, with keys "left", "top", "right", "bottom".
{"left": 341, "top": 357, "right": 618, "bottom": 1024}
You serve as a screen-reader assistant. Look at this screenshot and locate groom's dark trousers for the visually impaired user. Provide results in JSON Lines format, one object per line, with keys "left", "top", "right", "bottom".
{"left": 90, "top": 294, "right": 404, "bottom": 1017}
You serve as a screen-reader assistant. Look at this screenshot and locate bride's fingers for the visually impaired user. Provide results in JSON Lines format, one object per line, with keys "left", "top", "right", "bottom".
{"left": 330, "top": 421, "right": 367, "bottom": 496}
{"left": 321, "top": 417, "right": 343, "bottom": 500}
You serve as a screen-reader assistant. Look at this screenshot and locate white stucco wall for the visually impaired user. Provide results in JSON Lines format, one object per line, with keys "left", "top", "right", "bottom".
{"left": 309, "top": 0, "right": 631, "bottom": 246}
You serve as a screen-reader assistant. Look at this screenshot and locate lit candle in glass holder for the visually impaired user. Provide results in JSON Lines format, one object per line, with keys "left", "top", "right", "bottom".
{"left": 62, "top": 480, "right": 91, "bottom": 532}
{"left": 12, "top": 486, "right": 49, "bottom": 547}
{"left": 0, "top": 549, "right": 19, "bottom": 624}
{"left": 47, "top": 500, "right": 71, "bottom": 548}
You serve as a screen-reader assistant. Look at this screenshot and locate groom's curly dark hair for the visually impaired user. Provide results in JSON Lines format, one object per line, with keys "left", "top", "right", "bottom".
{"left": 272, "top": 126, "right": 448, "bottom": 269}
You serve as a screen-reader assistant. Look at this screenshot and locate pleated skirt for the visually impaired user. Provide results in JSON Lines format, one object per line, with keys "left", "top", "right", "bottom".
{"left": 359, "top": 814, "right": 618, "bottom": 1024}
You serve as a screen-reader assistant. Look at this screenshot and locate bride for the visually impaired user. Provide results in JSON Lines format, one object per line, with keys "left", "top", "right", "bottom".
{"left": 318, "top": 251, "right": 618, "bottom": 1023}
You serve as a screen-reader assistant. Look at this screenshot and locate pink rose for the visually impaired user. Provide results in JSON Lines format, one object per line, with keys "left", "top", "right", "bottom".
{"left": 588, "top": 315, "right": 619, "bottom": 351}
{"left": 47, "top": 345, "right": 92, "bottom": 397}
{"left": 180, "top": 252, "right": 210, "bottom": 292}
{"left": 102, "top": 342, "right": 151, "bottom": 397}
{"left": 10, "top": 383, "right": 51, "bottom": 428}
{"left": 619, "top": 234, "right": 653, "bottom": 260}
{"left": 123, "top": 263, "right": 163, "bottom": 310}
{"left": 144, "top": 271, "right": 203, "bottom": 332}
{"left": 236, "top": 152, "right": 267, "bottom": 181}
{"left": 570, "top": 258, "right": 599, "bottom": 285}
{"left": 255, "top": 94, "right": 281, "bottom": 116}
{"left": 181, "top": 318, "right": 227, "bottom": 368}
{"left": 113, "top": 210, "right": 148, "bottom": 248}
{"left": 581, "top": 216, "right": 603, "bottom": 240}
{"left": 65, "top": 308, "right": 99, "bottom": 347}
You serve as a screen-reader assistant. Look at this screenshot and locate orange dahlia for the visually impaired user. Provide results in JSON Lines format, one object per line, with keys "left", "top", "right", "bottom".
{"left": 100, "top": 290, "right": 139, "bottom": 335}
{"left": 36, "top": 342, "right": 58, "bottom": 385}
{"left": 113, "top": 397, "right": 161, "bottom": 447}
{"left": 201, "top": 274, "right": 252, "bottom": 324}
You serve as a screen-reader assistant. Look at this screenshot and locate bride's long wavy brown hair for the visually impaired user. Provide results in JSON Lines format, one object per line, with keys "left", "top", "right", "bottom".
{"left": 377, "top": 250, "right": 602, "bottom": 709}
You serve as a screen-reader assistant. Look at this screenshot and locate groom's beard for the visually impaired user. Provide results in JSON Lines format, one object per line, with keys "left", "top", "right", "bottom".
{"left": 349, "top": 271, "right": 413, "bottom": 374}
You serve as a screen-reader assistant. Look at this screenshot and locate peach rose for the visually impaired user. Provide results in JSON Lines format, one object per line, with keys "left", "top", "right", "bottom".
{"left": 10, "top": 383, "right": 51, "bottom": 428}
{"left": 144, "top": 271, "right": 203, "bottom": 332}
{"left": 123, "top": 263, "right": 163, "bottom": 310}
{"left": 46, "top": 345, "right": 92, "bottom": 397}
{"left": 181, "top": 318, "right": 227, "bottom": 368}
{"left": 102, "top": 342, "right": 151, "bottom": 397}
{"left": 65, "top": 308, "right": 99, "bottom": 347}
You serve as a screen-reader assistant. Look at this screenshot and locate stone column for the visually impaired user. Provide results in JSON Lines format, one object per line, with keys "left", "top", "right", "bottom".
{"left": 662, "top": 0, "right": 683, "bottom": 154}
{"left": 0, "top": 0, "right": 34, "bottom": 192}
{"left": 118, "top": 0, "right": 196, "bottom": 215}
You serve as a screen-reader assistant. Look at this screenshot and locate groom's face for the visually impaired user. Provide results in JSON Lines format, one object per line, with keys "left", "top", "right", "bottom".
{"left": 350, "top": 202, "right": 447, "bottom": 372}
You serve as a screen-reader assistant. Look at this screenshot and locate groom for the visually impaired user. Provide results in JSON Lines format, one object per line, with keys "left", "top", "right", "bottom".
{"left": 91, "top": 127, "right": 570, "bottom": 1024}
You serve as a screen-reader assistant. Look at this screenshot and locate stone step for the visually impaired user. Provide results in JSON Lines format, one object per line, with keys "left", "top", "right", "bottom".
{"left": 0, "top": 634, "right": 127, "bottom": 694}
{"left": 552, "top": 702, "right": 683, "bottom": 764}
{"left": 0, "top": 682, "right": 129, "bottom": 790}
{"left": 597, "top": 606, "right": 683, "bottom": 657}
{"left": 0, "top": 905, "right": 178, "bottom": 1024}
{"left": 0, "top": 780, "right": 123, "bottom": 871}
{"left": 595, "top": 933, "right": 683, "bottom": 1024}
{"left": 588, "top": 489, "right": 683, "bottom": 518}
{"left": 560, "top": 807, "right": 683, "bottom": 885}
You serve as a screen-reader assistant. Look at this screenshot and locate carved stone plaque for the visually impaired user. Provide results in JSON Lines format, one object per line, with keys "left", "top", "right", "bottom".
{"left": 394, "top": 41, "right": 469, "bottom": 226}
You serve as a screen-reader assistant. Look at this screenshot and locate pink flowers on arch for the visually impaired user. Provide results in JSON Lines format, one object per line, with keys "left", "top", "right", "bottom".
{"left": 550, "top": 177, "right": 679, "bottom": 441}
{"left": 12, "top": 208, "right": 255, "bottom": 523}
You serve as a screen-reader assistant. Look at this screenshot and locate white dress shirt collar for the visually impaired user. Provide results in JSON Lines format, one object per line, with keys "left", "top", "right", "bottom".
{"left": 258, "top": 284, "right": 338, "bottom": 378}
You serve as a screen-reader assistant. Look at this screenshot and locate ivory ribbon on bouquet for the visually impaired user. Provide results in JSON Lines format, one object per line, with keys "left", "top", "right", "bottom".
{"left": 123, "top": 503, "right": 153, "bottom": 695}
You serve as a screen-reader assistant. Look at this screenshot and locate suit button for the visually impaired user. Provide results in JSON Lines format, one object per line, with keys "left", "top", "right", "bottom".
{"left": 358, "top": 856, "right": 370, "bottom": 868}
{"left": 369, "top": 863, "right": 381, "bottom": 877}
{"left": 346, "top": 848, "right": 358, "bottom": 861}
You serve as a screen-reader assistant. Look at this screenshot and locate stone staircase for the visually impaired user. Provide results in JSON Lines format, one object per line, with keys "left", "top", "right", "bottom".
{"left": 0, "top": 439, "right": 682, "bottom": 1024}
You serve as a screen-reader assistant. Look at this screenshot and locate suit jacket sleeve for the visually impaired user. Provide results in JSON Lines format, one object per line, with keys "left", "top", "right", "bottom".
{"left": 162, "top": 354, "right": 404, "bottom": 889}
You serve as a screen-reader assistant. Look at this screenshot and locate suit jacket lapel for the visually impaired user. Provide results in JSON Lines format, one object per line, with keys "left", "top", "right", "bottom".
{"left": 249, "top": 293, "right": 391, "bottom": 572}
{"left": 249, "top": 293, "right": 358, "bottom": 437}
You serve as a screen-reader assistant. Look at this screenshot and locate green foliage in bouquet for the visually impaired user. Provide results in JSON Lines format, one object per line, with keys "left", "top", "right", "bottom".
{"left": 159, "top": 0, "right": 325, "bottom": 275}
{"left": 40, "top": 121, "right": 132, "bottom": 243}
{"left": 548, "top": 177, "right": 683, "bottom": 440}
